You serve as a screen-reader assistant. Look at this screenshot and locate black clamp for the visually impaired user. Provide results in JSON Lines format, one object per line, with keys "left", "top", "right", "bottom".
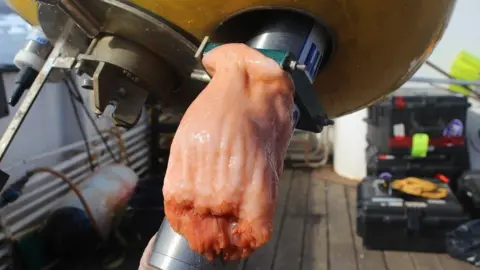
{"left": 191, "top": 36, "right": 334, "bottom": 134}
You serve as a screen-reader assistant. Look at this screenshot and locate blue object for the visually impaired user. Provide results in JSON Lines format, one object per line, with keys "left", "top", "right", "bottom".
{"left": 443, "top": 119, "right": 464, "bottom": 137}
{"left": 379, "top": 172, "right": 393, "bottom": 181}
{"left": 0, "top": 173, "right": 30, "bottom": 208}
{"left": 379, "top": 172, "right": 393, "bottom": 195}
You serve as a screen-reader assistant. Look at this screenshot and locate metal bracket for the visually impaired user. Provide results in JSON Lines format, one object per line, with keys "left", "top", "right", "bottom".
{"left": 191, "top": 36, "right": 333, "bottom": 133}
{"left": 0, "top": 20, "right": 76, "bottom": 161}
{"left": 52, "top": 56, "right": 77, "bottom": 69}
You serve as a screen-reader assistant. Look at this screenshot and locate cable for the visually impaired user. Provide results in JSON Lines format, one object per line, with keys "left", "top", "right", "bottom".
{"left": 64, "top": 76, "right": 119, "bottom": 163}
{"left": 28, "top": 167, "right": 102, "bottom": 237}
{"left": 68, "top": 77, "right": 119, "bottom": 162}
{"left": 105, "top": 126, "right": 129, "bottom": 165}
{"left": 65, "top": 80, "right": 96, "bottom": 172}
{"left": 428, "top": 83, "right": 480, "bottom": 101}
{"left": 425, "top": 60, "right": 480, "bottom": 98}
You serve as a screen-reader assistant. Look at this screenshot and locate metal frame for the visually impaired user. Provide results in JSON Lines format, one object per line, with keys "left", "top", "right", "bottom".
{"left": 0, "top": 123, "right": 150, "bottom": 269}
{"left": 0, "top": 73, "right": 9, "bottom": 120}
{"left": 0, "top": 20, "right": 78, "bottom": 161}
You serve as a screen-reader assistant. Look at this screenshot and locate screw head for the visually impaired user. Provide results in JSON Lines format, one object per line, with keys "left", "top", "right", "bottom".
{"left": 81, "top": 78, "right": 94, "bottom": 90}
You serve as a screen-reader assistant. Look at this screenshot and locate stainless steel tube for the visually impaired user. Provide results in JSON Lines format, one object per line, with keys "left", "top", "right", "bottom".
{"left": 409, "top": 77, "right": 480, "bottom": 86}
{"left": 149, "top": 219, "right": 240, "bottom": 270}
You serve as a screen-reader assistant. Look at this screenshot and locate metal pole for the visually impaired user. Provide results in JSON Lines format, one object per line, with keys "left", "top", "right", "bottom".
{"left": 2, "top": 124, "right": 147, "bottom": 172}
{"left": 409, "top": 77, "right": 480, "bottom": 86}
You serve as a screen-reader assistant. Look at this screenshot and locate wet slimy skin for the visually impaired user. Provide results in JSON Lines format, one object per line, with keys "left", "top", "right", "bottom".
{"left": 163, "top": 44, "right": 296, "bottom": 261}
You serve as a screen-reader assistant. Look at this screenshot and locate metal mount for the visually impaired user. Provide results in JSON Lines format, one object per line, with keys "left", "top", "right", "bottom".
{"left": 149, "top": 219, "right": 240, "bottom": 270}
{"left": 0, "top": 20, "right": 79, "bottom": 162}
{"left": 0, "top": 0, "right": 205, "bottom": 162}
{"left": 75, "top": 35, "right": 179, "bottom": 127}
{"left": 191, "top": 36, "right": 333, "bottom": 133}
{"left": 36, "top": 0, "right": 205, "bottom": 118}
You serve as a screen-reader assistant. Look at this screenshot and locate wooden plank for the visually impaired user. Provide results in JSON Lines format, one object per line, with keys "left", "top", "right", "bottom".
{"left": 438, "top": 254, "right": 477, "bottom": 270}
{"left": 312, "top": 166, "right": 357, "bottom": 187}
{"left": 272, "top": 169, "right": 310, "bottom": 270}
{"left": 243, "top": 169, "right": 293, "bottom": 270}
{"left": 410, "top": 252, "right": 444, "bottom": 270}
{"left": 384, "top": 252, "right": 416, "bottom": 270}
{"left": 302, "top": 173, "right": 328, "bottom": 270}
{"left": 346, "top": 187, "right": 387, "bottom": 270}
{"left": 327, "top": 183, "right": 357, "bottom": 270}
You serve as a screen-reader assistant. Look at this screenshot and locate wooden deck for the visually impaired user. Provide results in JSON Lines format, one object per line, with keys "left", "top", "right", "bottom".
{"left": 241, "top": 167, "right": 475, "bottom": 270}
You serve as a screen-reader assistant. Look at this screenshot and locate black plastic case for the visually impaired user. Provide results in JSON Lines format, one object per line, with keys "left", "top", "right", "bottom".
{"left": 366, "top": 151, "right": 467, "bottom": 181}
{"left": 365, "top": 144, "right": 470, "bottom": 191}
{"left": 366, "top": 89, "right": 470, "bottom": 154}
{"left": 356, "top": 176, "right": 469, "bottom": 253}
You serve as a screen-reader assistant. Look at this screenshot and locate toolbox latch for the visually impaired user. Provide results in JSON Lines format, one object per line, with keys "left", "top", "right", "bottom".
{"left": 404, "top": 202, "right": 427, "bottom": 235}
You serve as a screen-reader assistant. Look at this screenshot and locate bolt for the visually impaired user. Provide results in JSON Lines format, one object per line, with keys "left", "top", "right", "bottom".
{"left": 288, "top": 61, "right": 307, "bottom": 72}
{"left": 191, "top": 69, "right": 211, "bottom": 83}
{"left": 118, "top": 88, "right": 127, "bottom": 97}
{"left": 296, "top": 64, "right": 307, "bottom": 71}
{"left": 122, "top": 70, "right": 140, "bottom": 83}
{"left": 323, "top": 119, "right": 335, "bottom": 126}
{"left": 315, "top": 116, "right": 334, "bottom": 129}
{"left": 81, "top": 78, "right": 94, "bottom": 90}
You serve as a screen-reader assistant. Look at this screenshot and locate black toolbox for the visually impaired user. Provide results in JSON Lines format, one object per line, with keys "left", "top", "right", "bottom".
{"left": 356, "top": 176, "right": 469, "bottom": 253}
{"left": 366, "top": 150, "right": 468, "bottom": 181}
{"left": 366, "top": 89, "right": 470, "bottom": 154}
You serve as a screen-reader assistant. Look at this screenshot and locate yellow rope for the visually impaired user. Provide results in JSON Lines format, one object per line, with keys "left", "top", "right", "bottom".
{"left": 390, "top": 177, "right": 448, "bottom": 199}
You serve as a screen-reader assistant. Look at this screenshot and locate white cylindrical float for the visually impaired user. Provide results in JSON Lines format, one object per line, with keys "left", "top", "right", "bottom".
{"left": 333, "top": 108, "right": 368, "bottom": 180}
